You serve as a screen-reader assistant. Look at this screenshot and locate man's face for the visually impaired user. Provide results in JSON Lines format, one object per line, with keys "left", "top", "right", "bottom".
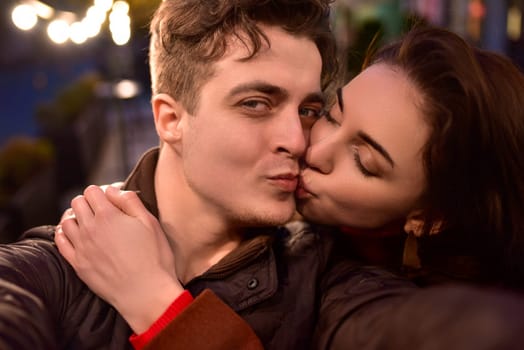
{"left": 179, "top": 25, "right": 323, "bottom": 226}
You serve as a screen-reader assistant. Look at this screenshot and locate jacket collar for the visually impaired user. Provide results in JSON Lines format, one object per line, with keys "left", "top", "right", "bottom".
{"left": 121, "top": 147, "right": 278, "bottom": 282}
{"left": 122, "top": 147, "right": 159, "bottom": 218}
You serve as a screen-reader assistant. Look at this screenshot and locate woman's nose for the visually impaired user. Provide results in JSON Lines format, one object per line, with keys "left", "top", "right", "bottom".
{"left": 304, "top": 134, "right": 335, "bottom": 174}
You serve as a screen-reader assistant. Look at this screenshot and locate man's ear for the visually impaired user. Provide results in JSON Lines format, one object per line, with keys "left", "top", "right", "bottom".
{"left": 152, "top": 93, "right": 186, "bottom": 144}
{"left": 403, "top": 210, "right": 443, "bottom": 237}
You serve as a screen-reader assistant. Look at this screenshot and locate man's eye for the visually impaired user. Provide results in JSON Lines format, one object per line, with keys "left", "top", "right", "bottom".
{"left": 240, "top": 99, "right": 270, "bottom": 112}
{"left": 299, "top": 107, "right": 323, "bottom": 119}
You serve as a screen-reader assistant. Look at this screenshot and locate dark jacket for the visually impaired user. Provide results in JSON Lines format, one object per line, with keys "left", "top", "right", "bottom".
{"left": 0, "top": 148, "right": 419, "bottom": 349}
{"left": 144, "top": 224, "right": 524, "bottom": 350}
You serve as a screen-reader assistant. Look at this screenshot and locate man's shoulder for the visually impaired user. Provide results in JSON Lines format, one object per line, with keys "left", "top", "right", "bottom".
{"left": 20, "top": 225, "right": 56, "bottom": 241}
{"left": 1, "top": 225, "right": 57, "bottom": 256}
{"left": 0, "top": 225, "right": 64, "bottom": 275}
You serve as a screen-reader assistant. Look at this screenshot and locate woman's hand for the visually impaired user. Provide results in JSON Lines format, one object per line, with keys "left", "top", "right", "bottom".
{"left": 55, "top": 185, "right": 184, "bottom": 333}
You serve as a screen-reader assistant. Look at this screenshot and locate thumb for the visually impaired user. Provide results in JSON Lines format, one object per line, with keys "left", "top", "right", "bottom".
{"left": 105, "top": 186, "right": 147, "bottom": 219}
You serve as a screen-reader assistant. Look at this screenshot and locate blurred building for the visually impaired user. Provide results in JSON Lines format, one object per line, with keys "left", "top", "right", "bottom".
{"left": 332, "top": 0, "right": 524, "bottom": 78}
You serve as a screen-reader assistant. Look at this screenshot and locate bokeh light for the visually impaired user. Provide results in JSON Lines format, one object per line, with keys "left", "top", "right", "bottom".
{"left": 47, "top": 19, "right": 69, "bottom": 44}
{"left": 11, "top": 4, "right": 38, "bottom": 31}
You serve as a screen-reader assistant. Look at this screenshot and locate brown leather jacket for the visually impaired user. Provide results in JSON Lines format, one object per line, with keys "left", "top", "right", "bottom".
{"left": 0, "top": 148, "right": 420, "bottom": 349}
{"left": 136, "top": 150, "right": 524, "bottom": 349}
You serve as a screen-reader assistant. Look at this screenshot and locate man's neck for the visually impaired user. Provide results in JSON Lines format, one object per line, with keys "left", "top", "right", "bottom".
{"left": 155, "top": 149, "right": 243, "bottom": 284}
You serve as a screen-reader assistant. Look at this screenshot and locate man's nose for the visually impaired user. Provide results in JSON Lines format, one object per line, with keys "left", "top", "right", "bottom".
{"left": 273, "top": 111, "right": 307, "bottom": 158}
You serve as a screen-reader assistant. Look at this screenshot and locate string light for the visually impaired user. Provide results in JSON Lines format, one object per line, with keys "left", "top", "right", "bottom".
{"left": 10, "top": 0, "right": 131, "bottom": 46}
{"left": 11, "top": 4, "right": 38, "bottom": 30}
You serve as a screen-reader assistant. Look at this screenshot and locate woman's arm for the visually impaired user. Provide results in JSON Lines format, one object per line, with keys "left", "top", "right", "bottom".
{"left": 55, "top": 185, "right": 263, "bottom": 349}
{"left": 55, "top": 185, "right": 183, "bottom": 334}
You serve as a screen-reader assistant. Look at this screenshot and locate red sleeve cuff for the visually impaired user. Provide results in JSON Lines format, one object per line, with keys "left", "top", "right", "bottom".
{"left": 129, "top": 290, "right": 194, "bottom": 350}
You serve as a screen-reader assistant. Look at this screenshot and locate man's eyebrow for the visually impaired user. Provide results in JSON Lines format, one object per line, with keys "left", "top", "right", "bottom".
{"left": 228, "top": 81, "right": 288, "bottom": 98}
{"left": 358, "top": 131, "right": 395, "bottom": 168}
{"left": 303, "top": 92, "right": 325, "bottom": 104}
{"left": 228, "top": 81, "right": 323, "bottom": 105}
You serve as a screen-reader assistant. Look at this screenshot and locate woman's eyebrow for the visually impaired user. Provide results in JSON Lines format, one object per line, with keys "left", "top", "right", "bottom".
{"left": 358, "top": 131, "right": 395, "bottom": 168}
{"left": 336, "top": 87, "right": 344, "bottom": 112}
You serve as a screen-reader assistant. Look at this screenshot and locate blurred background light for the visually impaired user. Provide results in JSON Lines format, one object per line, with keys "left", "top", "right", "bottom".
{"left": 109, "top": 3, "right": 131, "bottom": 46}
{"left": 82, "top": 17, "right": 102, "bottom": 38}
{"left": 112, "top": 1, "right": 129, "bottom": 14}
{"left": 113, "top": 79, "right": 141, "bottom": 99}
{"left": 508, "top": 6, "right": 522, "bottom": 40}
{"left": 86, "top": 5, "right": 107, "bottom": 25}
{"left": 12, "top": 4, "right": 38, "bottom": 31}
{"left": 70, "top": 22, "right": 88, "bottom": 44}
{"left": 29, "top": 0, "right": 54, "bottom": 19}
{"left": 47, "top": 19, "right": 70, "bottom": 44}
{"left": 11, "top": 0, "right": 131, "bottom": 46}
{"left": 94, "top": 0, "right": 114, "bottom": 13}
{"left": 111, "top": 27, "right": 131, "bottom": 46}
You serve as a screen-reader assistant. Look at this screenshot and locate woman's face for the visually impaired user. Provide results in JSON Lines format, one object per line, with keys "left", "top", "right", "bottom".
{"left": 297, "top": 63, "right": 430, "bottom": 229}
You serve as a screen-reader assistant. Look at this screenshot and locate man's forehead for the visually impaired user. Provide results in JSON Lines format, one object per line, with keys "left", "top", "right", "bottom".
{"left": 206, "top": 24, "right": 322, "bottom": 101}
{"left": 222, "top": 24, "right": 317, "bottom": 61}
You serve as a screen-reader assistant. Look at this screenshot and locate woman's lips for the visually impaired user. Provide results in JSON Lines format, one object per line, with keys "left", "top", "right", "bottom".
{"left": 295, "top": 176, "right": 314, "bottom": 199}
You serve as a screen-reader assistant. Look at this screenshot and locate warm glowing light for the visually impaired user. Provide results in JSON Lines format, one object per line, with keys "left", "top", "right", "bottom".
{"left": 112, "top": 1, "right": 129, "bottom": 14}
{"left": 12, "top": 0, "right": 132, "bottom": 46}
{"left": 12, "top": 4, "right": 38, "bottom": 30}
{"left": 82, "top": 17, "right": 102, "bottom": 38}
{"left": 47, "top": 20, "right": 70, "bottom": 44}
{"left": 109, "top": 12, "right": 130, "bottom": 26}
{"left": 29, "top": 0, "right": 54, "bottom": 19}
{"left": 95, "top": 0, "right": 114, "bottom": 13}
{"left": 469, "top": 0, "right": 486, "bottom": 19}
{"left": 113, "top": 80, "right": 141, "bottom": 99}
{"left": 86, "top": 6, "right": 107, "bottom": 25}
{"left": 70, "top": 22, "right": 88, "bottom": 44}
{"left": 112, "top": 27, "right": 131, "bottom": 45}
{"left": 508, "top": 6, "right": 522, "bottom": 41}
{"left": 109, "top": 6, "right": 131, "bottom": 46}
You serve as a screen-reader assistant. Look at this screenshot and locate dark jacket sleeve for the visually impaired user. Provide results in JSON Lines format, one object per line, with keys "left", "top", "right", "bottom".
{"left": 143, "top": 289, "right": 263, "bottom": 350}
{"left": 0, "top": 226, "right": 65, "bottom": 349}
{"left": 315, "top": 258, "right": 524, "bottom": 350}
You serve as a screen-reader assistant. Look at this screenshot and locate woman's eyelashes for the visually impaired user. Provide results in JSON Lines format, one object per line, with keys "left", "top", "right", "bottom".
{"left": 352, "top": 146, "right": 377, "bottom": 177}
{"left": 322, "top": 110, "right": 340, "bottom": 125}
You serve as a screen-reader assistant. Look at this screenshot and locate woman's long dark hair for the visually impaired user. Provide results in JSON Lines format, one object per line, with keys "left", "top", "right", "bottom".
{"left": 366, "top": 26, "right": 524, "bottom": 287}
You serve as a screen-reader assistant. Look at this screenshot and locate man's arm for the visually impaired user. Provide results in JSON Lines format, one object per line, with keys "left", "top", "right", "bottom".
{"left": 56, "top": 185, "right": 263, "bottom": 349}
{"left": 315, "top": 258, "right": 524, "bottom": 350}
{"left": 142, "top": 289, "right": 262, "bottom": 350}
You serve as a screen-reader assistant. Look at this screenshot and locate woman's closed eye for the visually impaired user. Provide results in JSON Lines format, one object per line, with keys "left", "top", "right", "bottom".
{"left": 322, "top": 110, "right": 340, "bottom": 126}
{"left": 352, "top": 146, "right": 378, "bottom": 178}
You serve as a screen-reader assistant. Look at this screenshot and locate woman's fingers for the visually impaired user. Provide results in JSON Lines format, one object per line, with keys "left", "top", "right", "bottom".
{"left": 55, "top": 223, "right": 77, "bottom": 266}
{"left": 105, "top": 186, "right": 146, "bottom": 219}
